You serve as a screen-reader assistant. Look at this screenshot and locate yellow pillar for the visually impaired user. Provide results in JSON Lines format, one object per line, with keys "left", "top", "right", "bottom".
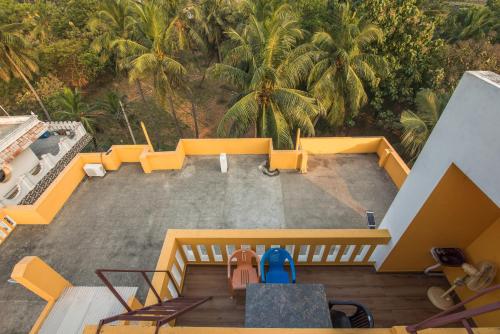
{"left": 141, "top": 121, "right": 154, "bottom": 152}
{"left": 300, "top": 151, "right": 308, "bottom": 173}
{"left": 11, "top": 256, "right": 72, "bottom": 302}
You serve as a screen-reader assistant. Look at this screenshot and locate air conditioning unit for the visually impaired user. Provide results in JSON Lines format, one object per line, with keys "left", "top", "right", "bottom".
{"left": 83, "top": 164, "right": 106, "bottom": 177}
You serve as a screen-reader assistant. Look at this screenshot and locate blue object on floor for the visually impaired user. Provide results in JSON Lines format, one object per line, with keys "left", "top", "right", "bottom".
{"left": 260, "top": 248, "right": 296, "bottom": 283}
{"left": 40, "top": 131, "right": 51, "bottom": 139}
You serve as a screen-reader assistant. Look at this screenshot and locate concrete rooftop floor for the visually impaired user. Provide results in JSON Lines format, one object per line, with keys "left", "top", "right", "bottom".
{"left": 0, "top": 154, "right": 397, "bottom": 334}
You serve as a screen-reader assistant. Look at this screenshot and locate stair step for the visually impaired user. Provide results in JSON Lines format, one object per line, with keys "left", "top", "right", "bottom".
{"left": 135, "top": 310, "right": 177, "bottom": 315}
{"left": 39, "top": 286, "right": 137, "bottom": 334}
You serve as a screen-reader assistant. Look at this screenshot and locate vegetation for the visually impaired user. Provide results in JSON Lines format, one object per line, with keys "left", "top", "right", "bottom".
{"left": 209, "top": 4, "right": 319, "bottom": 148}
{"left": 400, "top": 89, "right": 449, "bottom": 160}
{"left": 307, "top": 2, "right": 386, "bottom": 129}
{"left": 0, "top": 0, "right": 498, "bottom": 158}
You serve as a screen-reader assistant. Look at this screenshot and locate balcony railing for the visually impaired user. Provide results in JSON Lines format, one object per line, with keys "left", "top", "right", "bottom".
{"left": 146, "top": 229, "right": 391, "bottom": 305}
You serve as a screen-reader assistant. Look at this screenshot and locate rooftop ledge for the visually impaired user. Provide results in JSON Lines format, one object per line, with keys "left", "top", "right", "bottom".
{"left": 0, "top": 136, "right": 409, "bottom": 228}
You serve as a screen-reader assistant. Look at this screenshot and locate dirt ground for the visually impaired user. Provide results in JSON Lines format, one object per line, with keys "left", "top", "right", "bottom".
{"left": 83, "top": 68, "right": 233, "bottom": 151}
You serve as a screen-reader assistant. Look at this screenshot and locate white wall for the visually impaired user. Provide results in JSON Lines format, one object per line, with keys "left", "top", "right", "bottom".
{"left": 0, "top": 148, "right": 39, "bottom": 197}
{"left": 373, "top": 71, "right": 500, "bottom": 269}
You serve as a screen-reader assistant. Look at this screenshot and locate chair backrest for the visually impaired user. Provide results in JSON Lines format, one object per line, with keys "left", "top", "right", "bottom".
{"left": 329, "top": 300, "right": 374, "bottom": 328}
{"left": 266, "top": 248, "right": 288, "bottom": 270}
{"left": 260, "top": 248, "right": 296, "bottom": 282}
{"left": 229, "top": 249, "right": 258, "bottom": 267}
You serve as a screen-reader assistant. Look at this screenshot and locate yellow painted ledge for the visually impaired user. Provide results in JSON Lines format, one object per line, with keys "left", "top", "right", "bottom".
{"left": 2, "top": 137, "right": 409, "bottom": 226}
{"left": 83, "top": 325, "right": 500, "bottom": 334}
{"left": 11, "top": 256, "right": 72, "bottom": 334}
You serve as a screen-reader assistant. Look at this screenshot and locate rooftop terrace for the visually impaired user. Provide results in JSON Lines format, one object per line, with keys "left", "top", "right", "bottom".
{"left": 0, "top": 147, "right": 399, "bottom": 333}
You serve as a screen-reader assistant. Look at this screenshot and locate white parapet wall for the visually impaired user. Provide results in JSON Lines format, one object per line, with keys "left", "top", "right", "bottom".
{"left": 0, "top": 121, "right": 88, "bottom": 207}
{"left": 372, "top": 71, "right": 500, "bottom": 269}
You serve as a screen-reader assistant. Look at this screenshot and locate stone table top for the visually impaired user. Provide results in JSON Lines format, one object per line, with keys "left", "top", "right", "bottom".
{"left": 245, "top": 283, "right": 332, "bottom": 328}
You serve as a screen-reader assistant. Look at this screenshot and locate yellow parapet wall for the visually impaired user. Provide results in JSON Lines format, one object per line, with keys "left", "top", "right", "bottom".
{"left": 3, "top": 145, "right": 150, "bottom": 225}
{"left": 300, "top": 137, "right": 382, "bottom": 153}
{"left": 182, "top": 138, "right": 270, "bottom": 155}
{"left": 376, "top": 138, "right": 410, "bottom": 189}
{"left": 1, "top": 137, "right": 409, "bottom": 226}
{"left": 11, "top": 256, "right": 72, "bottom": 302}
{"left": 12, "top": 256, "right": 72, "bottom": 334}
{"left": 300, "top": 137, "right": 409, "bottom": 189}
{"left": 83, "top": 326, "right": 500, "bottom": 334}
{"left": 140, "top": 141, "right": 185, "bottom": 173}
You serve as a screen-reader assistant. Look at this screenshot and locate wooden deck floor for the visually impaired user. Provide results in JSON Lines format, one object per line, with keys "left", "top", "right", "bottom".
{"left": 176, "top": 265, "right": 449, "bottom": 328}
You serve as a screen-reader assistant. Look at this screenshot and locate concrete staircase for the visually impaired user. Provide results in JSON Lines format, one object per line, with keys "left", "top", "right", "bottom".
{"left": 39, "top": 286, "right": 137, "bottom": 334}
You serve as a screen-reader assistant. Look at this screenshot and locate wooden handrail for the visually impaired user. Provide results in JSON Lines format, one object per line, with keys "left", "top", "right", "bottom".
{"left": 95, "top": 269, "right": 180, "bottom": 311}
{"left": 406, "top": 284, "right": 500, "bottom": 334}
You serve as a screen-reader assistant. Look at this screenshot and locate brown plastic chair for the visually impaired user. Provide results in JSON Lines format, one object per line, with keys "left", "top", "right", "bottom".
{"left": 227, "top": 249, "right": 260, "bottom": 295}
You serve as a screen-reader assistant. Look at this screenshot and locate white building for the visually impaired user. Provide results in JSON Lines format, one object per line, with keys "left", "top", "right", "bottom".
{"left": 0, "top": 115, "right": 90, "bottom": 207}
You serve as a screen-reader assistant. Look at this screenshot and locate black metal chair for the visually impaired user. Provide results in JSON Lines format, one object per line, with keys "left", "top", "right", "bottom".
{"left": 328, "top": 300, "right": 374, "bottom": 328}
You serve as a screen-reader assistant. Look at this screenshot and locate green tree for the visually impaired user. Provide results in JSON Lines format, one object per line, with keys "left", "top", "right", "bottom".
{"left": 400, "top": 89, "right": 449, "bottom": 160}
{"left": 441, "top": 5, "right": 499, "bottom": 42}
{"left": 88, "top": 0, "right": 135, "bottom": 68}
{"left": 95, "top": 91, "right": 137, "bottom": 143}
{"left": 88, "top": 0, "right": 147, "bottom": 101}
{"left": 54, "top": 87, "right": 102, "bottom": 133}
{"left": 209, "top": 5, "right": 319, "bottom": 148}
{"left": 307, "top": 1, "right": 386, "bottom": 129}
{"left": 114, "top": 2, "right": 188, "bottom": 137}
{"left": 26, "top": 0, "right": 56, "bottom": 44}
{"left": 437, "top": 39, "right": 499, "bottom": 92}
{"left": 0, "top": 22, "right": 51, "bottom": 120}
{"left": 357, "top": 0, "right": 443, "bottom": 103}
{"left": 200, "top": 0, "right": 236, "bottom": 62}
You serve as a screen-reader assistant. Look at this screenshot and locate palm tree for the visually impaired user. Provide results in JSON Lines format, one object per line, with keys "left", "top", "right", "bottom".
{"left": 54, "top": 88, "right": 103, "bottom": 134}
{"left": 200, "top": 0, "right": 235, "bottom": 62}
{"left": 88, "top": 0, "right": 148, "bottom": 102}
{"left": 400, "top": 89, "right": 449, "bottom": 160}
{"left": 0, "top": 22, "right": 51, "bottom": 120}
{"left": 114, "top": 2, "right": 189, "bottom": 137}
{"left": 209, "top": 5, "right": 319, "bottom": 148}
{"left": 443, "top": 6, "right": 498, "bottom": 42}
{"left": 307, "top": 2, "right": 386, "bottom": 129}
{"left": 95, "top": 91, "right": 123, "bottom": 120}
{"left": 26, "top": 0, "right": 55, "bottom": 44}
{"left": 95, "top": 91, "right": 137, "bottom": 143}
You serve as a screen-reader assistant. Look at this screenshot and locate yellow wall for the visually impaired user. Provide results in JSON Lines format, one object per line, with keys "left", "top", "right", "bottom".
{"left": 376, "top": 138, "right": 410, "bottom": 188}
{"left": 444, "top": 217, "right": 500, "bottom": 326}
{"left": 2, "top": 137, "right": 406, "bottom": 226}
{"left": 182, "top": 138, "right": 270, "bottom": 155}
{"left": 269, "top": 150, "right": 301, "bottom": 170}
{"left": 300, "top": 137, "right": 381, "bottom": 154}
{"left": 380, "top": 164, "right": 500, "bottom": 272}
{"left": 11, "top": 256, "right": 72, "bottom": 302}
{"left": 4, "top": 156, "right": 86, "bottom": 224}
{"left": 140, "top": 142, "right": 185, "bottom": 173}
{"left": 3, "top": 145, "right": 150, "bottom": 225}
{"left": 83, "top": 325, "right": 394, "bottom": 334}
{"left": 11, "top": 256, "right": 72, "bottom": 334}
{"left": 299, "top": 137, "right": 409, "bottom": 189}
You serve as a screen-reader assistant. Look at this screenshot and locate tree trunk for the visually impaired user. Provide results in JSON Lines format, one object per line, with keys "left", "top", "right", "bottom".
{"left": 5, "top": 53, "right": 51, "bottom": 121}
{"left": 135, "top": 79, "right": 147, "bottom": 104}
{"left": 167, "top": 93, "right": 183, "bottom": 138}
{"left": 190, "top": 98, "right": 200, "bottom": 138}
{"left": 198, "top": 55, "right": 214, "bottom": 88}
{"left": 119, "top": 100, "right": 137, "bottom": 144}
{"left": 215, "top": 33, "right": 222, "bottom": 63}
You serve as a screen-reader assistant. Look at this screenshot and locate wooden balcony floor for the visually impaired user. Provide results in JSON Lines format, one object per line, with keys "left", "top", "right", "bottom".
{"left": 176, "top": 265, "right": 449, "bottom": 328}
